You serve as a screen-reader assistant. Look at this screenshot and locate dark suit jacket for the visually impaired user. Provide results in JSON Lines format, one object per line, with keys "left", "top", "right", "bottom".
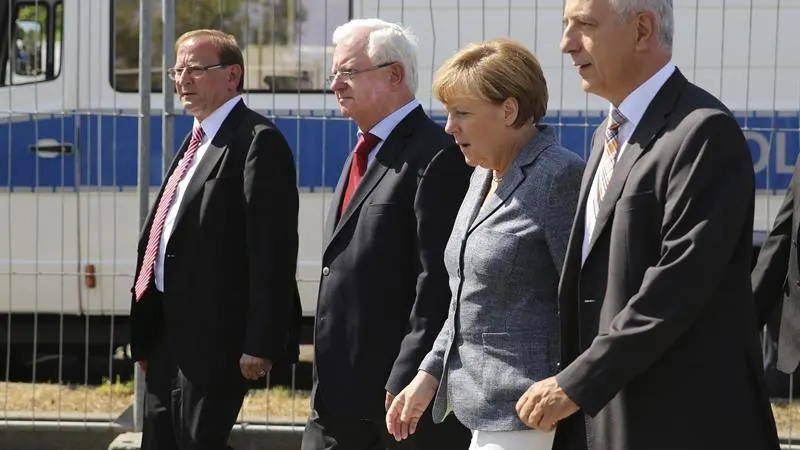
{"left": 752, "top": 155, "right": 800, "bottom": 374}
{"left": 555, "top": 69, "right": 780, "bottom": 450}
{"left": 129, "top": 100, "right": 302, "bottom": 390}
{"left": 312, "top": 105, "right": 472, "bottom": 418}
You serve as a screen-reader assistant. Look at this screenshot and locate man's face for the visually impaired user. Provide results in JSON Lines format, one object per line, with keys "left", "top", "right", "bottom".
{"left": 173, "top": 39, "right": 239, "bottom": 121}
{"left": 329, "top": 34, "right": 394, "bottom": 128}
{"left": 560, "top": 0, "right": 639, "bottom": 104}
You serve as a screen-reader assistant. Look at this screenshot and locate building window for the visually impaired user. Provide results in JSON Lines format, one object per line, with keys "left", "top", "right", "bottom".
{"left": 4, "top": 2, "right": 63, "bottom": 86}
{"left": 111, "top": 0, "right": 350, "bottom": 93}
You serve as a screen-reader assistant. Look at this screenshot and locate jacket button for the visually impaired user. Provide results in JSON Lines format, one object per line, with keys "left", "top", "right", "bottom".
{"left": 322, "top": 267, "right": 330, "bottom": 276}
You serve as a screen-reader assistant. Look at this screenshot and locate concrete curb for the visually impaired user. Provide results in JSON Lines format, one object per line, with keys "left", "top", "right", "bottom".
{"left": 0, "top": 420, "right": 304, "bottom": 450}
{"left": 109, "top": 426, "right": 303, "bottom": 450}
{"left": 1, "top": 419, "right": 796, "bottom": 450}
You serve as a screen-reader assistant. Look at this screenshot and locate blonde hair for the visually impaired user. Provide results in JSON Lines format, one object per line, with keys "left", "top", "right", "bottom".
{"left": 175, "top": 29, "right": 245, "bottom": 92}
{"left": 433, "top": 38, "right": 548, "bottom": 127}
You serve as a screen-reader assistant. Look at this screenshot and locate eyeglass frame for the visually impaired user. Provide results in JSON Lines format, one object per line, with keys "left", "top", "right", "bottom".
{"left": 326, "top": 62, "right": 396, "bottom": 85}
{"left": 167, "top": 63, "right": 229, "bottom": 81}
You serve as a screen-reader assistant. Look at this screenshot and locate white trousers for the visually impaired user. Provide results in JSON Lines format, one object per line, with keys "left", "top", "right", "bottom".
{"left": 468, "top": 428, "right": 556, "bottom": 450}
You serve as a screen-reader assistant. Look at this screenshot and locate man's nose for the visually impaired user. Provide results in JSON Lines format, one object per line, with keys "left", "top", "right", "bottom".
{"left": 560, "top": 27, "right": 577, "bottom": 54}
{"left": 330, "top": 75, "right": 346, "bottom": 91}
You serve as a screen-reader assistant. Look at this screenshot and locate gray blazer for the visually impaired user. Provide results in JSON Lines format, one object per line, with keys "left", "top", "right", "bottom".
{"left": 419, "top": 126, "right": 583, "bottom": 431}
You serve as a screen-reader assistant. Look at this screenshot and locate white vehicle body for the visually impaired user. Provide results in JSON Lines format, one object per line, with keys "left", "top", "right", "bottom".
{"left": 0, "top": 0, "right": 796, "bottom": 348}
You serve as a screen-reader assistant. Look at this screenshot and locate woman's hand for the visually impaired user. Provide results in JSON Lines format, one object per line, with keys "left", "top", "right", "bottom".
{"left": 385, "top": 371, "right": 439, "bottom": 441}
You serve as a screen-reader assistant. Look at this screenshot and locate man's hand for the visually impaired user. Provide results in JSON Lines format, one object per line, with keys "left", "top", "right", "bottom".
{"left": 240, "top": 354, "right": 272, "bottom": 380}
{"left": 515, "top": 376, "right": 580, "bottom": 431}
{"left": 385, "top": 371, "right": 439, "bottom": 441}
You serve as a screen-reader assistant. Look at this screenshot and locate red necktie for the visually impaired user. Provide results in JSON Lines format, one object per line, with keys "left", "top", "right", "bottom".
{"left": 134, "top": 125, "right": 205, "bottom": 301}
{"left": 340, "top": 132, "right": 380, "bottom": 215}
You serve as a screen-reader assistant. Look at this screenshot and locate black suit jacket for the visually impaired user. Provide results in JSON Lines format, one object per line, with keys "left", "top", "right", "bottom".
{"left": 129, "top": 100, "right": 302, "bottom": 389}
{"left": 752, "top": 155, "right": 800, "bottom": 374}
{"left": 555, "top": 69, "right": 780, "bottom": 450}
{"left": 312, "top": 105, "right": 471, "bottom": 418}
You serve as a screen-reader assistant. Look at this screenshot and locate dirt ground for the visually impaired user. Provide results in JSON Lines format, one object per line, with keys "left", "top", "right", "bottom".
{"left": 0, "top": 381, "right": 796, "bottom": 437}
{"left": 0, "top": 381, "right": 311, "bottom": 422}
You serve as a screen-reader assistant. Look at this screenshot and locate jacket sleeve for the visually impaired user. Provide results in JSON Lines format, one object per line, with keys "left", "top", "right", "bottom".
{"left": 385, "top": 144, "right": 471, "bottom": 394}
{"left": 242, "top": 124, "right": 300, "bottom": 361}
{"left": 751, "top": 166, "right": 796, "bottom": 327}
{"left": 556, "top": 113, "right": 756, "bottom": 416}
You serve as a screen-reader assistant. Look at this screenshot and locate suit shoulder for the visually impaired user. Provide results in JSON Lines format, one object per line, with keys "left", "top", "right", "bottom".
{"left": 547, "top": 143, "right": 585, "bottom": 168}
{"left": 241, "top": 107, "right": 279, "bottom": 130}
{"left": 676, "top": 82, "right": 738, "bottom": 124}
{"left": 534, "top": 143, "right": 586, "bottom": 180}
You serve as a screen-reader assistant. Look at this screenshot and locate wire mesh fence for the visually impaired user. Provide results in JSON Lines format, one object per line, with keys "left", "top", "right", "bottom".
{"left": 0, "top": 0, "right": 796, "bottom": 446}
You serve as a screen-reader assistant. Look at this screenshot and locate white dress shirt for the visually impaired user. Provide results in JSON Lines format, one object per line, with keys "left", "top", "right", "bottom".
{"left": 357, "top": 98, "right": 421, "bottom": 167}
{"left": 154, "top": 95, "right": 243, "bottom": 291}
{"left": 582, "top": 63, "right": 675, "bottom": 264}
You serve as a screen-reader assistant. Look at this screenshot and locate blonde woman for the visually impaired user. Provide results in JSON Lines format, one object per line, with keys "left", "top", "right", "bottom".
{"left": 386, "top": 38, "right": 584, "bottom": 450}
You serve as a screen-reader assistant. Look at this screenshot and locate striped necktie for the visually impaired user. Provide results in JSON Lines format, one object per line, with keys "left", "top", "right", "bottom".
{"left": 593, "top": 108, "right": 627, "bottom": 215}
{"left": 134, "top": 125, "right": 204, "bottom": 301}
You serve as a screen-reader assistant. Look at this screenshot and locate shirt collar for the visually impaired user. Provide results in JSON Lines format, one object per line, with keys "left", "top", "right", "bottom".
{"left": 359, "top": 98, "right": 421, "bottom": 141}
{"left": 613, "top": 62, "right": 675, "bottom": 130}
{"left": 194, "top": 95, "right": 243, "bottom": 142}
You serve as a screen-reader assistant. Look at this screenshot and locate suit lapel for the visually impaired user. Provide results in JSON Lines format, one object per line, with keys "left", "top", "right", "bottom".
{"left": 173, "top": 100, "right": 247, "bottom": 231}
{"left": 468, "top": 126, "right": 555, "bottom": 233}
{"left": 584, "top": 69, "right": 688, "bottom": 258}
{"left": 468, "top": 166, "right": 524, "bottom": 233}
{"left": 332, "top": 142, "right": 393, "bottom": 234}
{"left": 462, "top": 170, "right": 491, "bottom": 234}
{"left": 325, "top": 106, "right": 426, "bottom": 249}
{"left": 324, "top": 150, "right": 354, "bottom": 242}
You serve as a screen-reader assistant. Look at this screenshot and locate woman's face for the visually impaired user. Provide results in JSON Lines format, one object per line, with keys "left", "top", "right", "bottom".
{"left": 443, "top": 96, "right": 510, "bottom": 170}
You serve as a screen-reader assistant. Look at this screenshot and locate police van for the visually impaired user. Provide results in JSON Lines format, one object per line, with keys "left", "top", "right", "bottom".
{"left": 0, "top": 0, "right": 796, "bottom": 367}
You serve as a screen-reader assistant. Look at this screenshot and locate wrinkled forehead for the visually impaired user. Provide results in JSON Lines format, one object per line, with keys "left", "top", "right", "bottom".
{"left": 332, "top": 31, "right": 371, "bottom": 69}
{"left": 564, "top": 0, "right": 610, "bottom": 20}
{"left": 176, "top": 39, "right": 218, "bottom": 65}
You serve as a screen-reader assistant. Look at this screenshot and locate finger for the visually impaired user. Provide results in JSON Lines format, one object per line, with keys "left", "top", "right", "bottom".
{"left": 528, "top": 400, "right": 546, "bottom": 430}
{"left": 515, "top": 391, "right": 528, "bottom": 414}
{"left": 540, "top": 419, "right": 556, "bottom": 432}
{"left": 399, "top": 398, "right": 419, "bottom": 440}
{"left": 408, "top": 416, "right": 420, "bottom": 436}
{"left": 518, "top": 397, "right": 537, "bottom": 425}
{"left": 386, "top": 397, "right": 402, "bottom": 437}
{"left": 539, "top": 408, "right": 558, "bottom": 432}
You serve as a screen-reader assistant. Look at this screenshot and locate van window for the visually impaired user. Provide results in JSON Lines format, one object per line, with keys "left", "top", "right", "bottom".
{"left": 4, "top": 2, "right": 63, "bottom": 86}
{"left": 111, "top": 0, "right": 351, "bottom": 93}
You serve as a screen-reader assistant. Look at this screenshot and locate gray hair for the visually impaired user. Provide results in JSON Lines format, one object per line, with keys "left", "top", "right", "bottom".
{"left": 610, "top": 0, "right": 673, "bottom": 51}
{"left": 332, "top": 18, "right": 419, "bottom": 94}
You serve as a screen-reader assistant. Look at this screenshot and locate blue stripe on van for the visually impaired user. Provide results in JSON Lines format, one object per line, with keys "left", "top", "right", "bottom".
{"left": 0, "top": 112, "right": 796, "bottom": 192}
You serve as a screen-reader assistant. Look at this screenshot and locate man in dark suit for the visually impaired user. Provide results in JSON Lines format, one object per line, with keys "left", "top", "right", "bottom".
{"left": 301, "top": 18, "right": 472, "bottom": 450}
{"left": 129, "top": 29, "right": 301, "bottom": 450}
{"left": 514, "top": 1, "right": 781, "bottom": 449}
{"left": 752, "top": 156, "right": 800, "bottom": 382}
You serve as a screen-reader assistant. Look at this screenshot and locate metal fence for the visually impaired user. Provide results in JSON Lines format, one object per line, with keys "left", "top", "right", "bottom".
{"left": 0, "top": 0, "right": 797, "bottom": 447}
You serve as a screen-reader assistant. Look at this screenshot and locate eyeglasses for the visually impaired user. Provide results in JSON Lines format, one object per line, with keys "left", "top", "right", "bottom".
{"left": 167, "top": 64, "right": 228, "bottom": 81}
{"left": 326, "top": 62, "right": 395, "bottom": 85}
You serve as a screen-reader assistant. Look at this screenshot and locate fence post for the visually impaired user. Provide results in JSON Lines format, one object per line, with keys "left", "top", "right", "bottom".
{"left": 162, "top": 0, "right": 175, "bottom": 173}
{"left": 134, "top": 0, "right": 153, "bottom": 433}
